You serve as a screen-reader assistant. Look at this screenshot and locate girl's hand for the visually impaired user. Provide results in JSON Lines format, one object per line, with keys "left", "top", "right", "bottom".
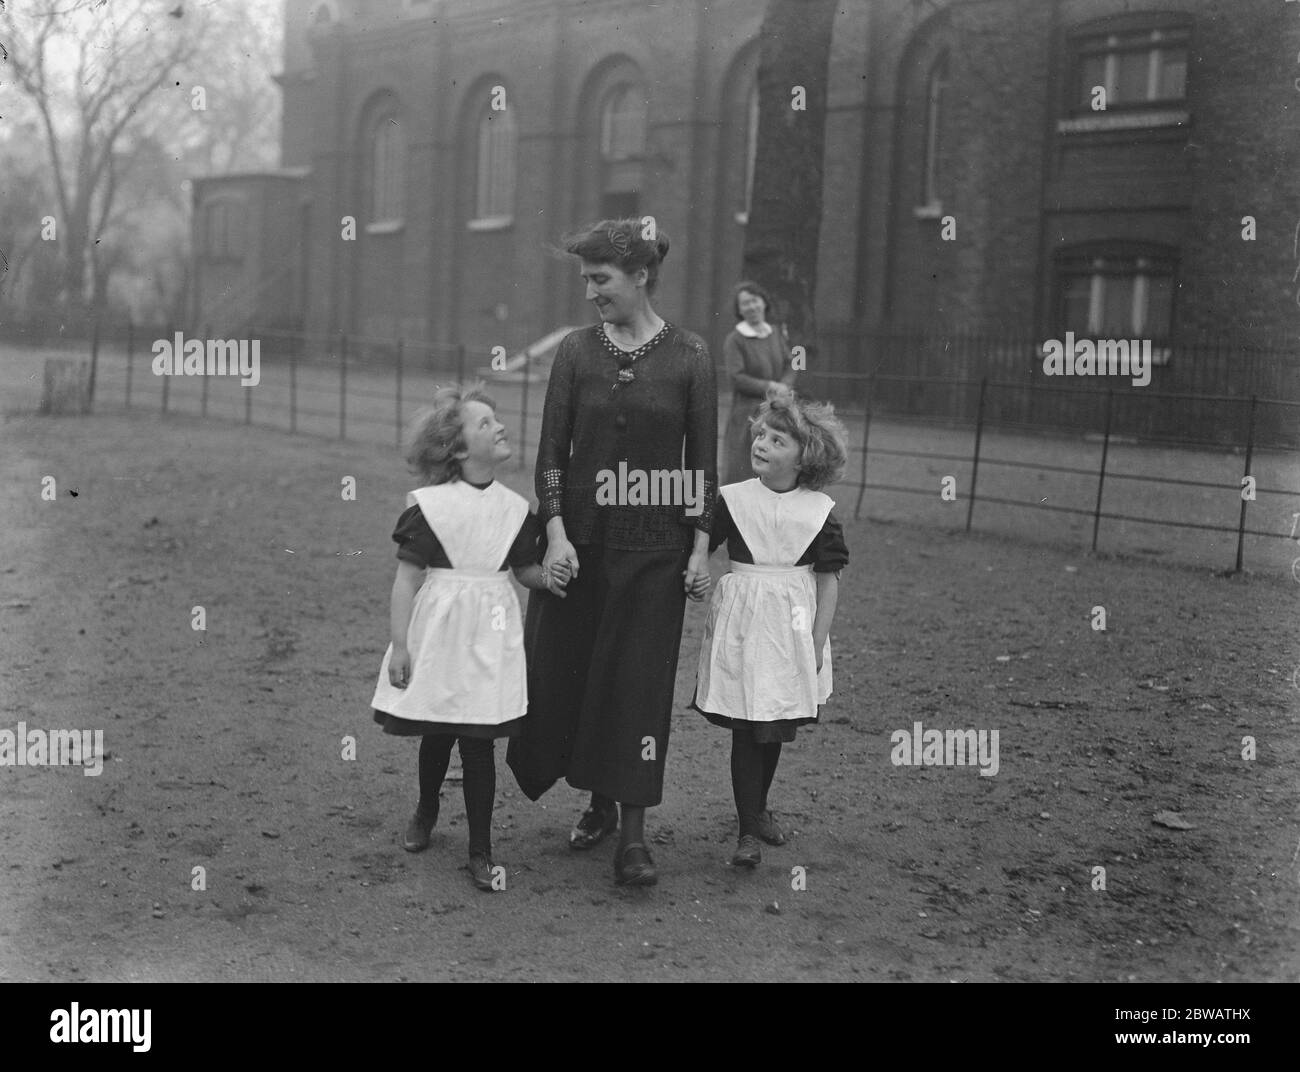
{"left": 684, "top": 570, "right": 710, "bottom": 601}
{"left": 388, "top": 646, "right": 411, "bottom": 689}
{"left": 543, "top": 558, "right": 571, "bottom": 598}
{"left": 683, "top": 549, "right": 711, "bottom": 602}
{"left": 543, "top": 537, "right": 579, "bottom": 582}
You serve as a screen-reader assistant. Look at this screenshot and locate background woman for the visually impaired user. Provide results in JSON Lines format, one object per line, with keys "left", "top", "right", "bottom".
{"left": 722, "top": 281, "right": 797, "bottom": 483}
{"left": 507, "top": 218, "right": 716, "bottom": 886}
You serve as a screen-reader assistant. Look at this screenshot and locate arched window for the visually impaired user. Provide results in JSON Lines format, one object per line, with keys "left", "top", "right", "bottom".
{"left": 599, "top": 83, "right": 647, "bottom": 218}
{"left": 600, "top": 84, "right": 647, "bottom": 162}
{"left": 474, "top": 103, "right": 516, "bottom": 224}
{"left": 921, "top": 52, "right": 948, "bottom": 208}
{"left": 367, "top": 110, "right": 404, "bottom": 228}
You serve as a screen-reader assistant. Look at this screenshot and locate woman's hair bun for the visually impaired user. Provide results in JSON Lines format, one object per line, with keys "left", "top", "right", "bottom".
{"left": 561, "top": 217, "right": 671, "bottom": 293}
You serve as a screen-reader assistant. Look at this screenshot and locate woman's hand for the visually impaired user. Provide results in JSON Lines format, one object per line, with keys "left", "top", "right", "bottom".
{"left": 388, "top": 645, "right": 411, "bottom": 689}
{"left": 543, "top": 539, "right": 578, "bottom": 598}
{"left": 543, "top": 536, "right": 579, "bottom": 579}
{"left": 766, "top": 380, "right": 795, "bottom": 403}
{"left": 683, "top": 548, "right": 711, "bottom": 602}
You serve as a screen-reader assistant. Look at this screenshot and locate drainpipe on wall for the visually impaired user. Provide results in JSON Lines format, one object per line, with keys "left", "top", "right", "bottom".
{"left": 1032, "top": 0, "right": 1063, "bottom": 338}
{"left": 850, "top": 0, "right": 876, "bottom": 329}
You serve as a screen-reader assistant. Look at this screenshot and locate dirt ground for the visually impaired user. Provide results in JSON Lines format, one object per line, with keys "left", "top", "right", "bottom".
{"left": 1, "top": 407, "right": 1298, "bottom": 982}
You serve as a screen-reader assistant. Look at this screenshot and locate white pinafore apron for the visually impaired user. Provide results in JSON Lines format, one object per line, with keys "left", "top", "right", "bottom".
{"left": 695, "top": 479, "right": 835, "bottom": 722}
{"left": 370, "top": 481, "right": 529, "bottom": 725}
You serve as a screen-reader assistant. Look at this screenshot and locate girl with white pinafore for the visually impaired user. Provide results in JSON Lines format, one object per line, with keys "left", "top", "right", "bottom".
{"left": 691, "top": 393, "right": 849, "bottom": 870}
{"left": 370, "top": 384, "right": 567, "bottom": 893}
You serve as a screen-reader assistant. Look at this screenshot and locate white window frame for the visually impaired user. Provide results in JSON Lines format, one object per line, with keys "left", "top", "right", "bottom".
{"left": 1055, "top": 249, "right": 1175, "bottom": 365}
{"left": 736, "top": 81, "right": 759, "bottom": 225}
{"left": 367, "top": 115, "right": 404, "bottom": 231}
{"left": 600, "top": 84, "right": 647, "bottom": 163}
{"left": 469, "top": 105, "right": 516, "bottom": 228}
{"left": 1072, "top": 25, "right": 1189, "bottom": 113}
{"left": 919, "top": 52, "right": 948, "bottom": 212}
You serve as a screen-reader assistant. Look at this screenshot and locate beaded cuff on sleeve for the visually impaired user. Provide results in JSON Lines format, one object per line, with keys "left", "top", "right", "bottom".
{"left": 684, "top": 477, "right": 716, "bottom": 534}
{"left": 539, "top": 467, "right": 566, "bottom": 523}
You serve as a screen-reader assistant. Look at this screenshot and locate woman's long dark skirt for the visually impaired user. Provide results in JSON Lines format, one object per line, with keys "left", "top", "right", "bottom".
{"left": 507, "top": 543, "right": 690, "bottom": 807}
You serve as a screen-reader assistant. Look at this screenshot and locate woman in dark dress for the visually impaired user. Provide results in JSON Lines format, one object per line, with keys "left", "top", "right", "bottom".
{"left": 721, "top": 281, "right": 797, "bottom": 484}
{"left": 507, "top": 219, "right": 716, "bottom": 886}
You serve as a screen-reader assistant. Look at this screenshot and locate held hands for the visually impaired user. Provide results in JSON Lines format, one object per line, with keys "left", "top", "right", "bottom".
{"left": 683, "top": 549, "right": 711, "bottom": 602}
{"left": 544, "top": 557, "right": 572, "bottom": 597}
{"left": 543, "top": 538, "right": 579, "bottom": 598}
{"left": 388, "top": 646, "right": 411, "bottom": 689}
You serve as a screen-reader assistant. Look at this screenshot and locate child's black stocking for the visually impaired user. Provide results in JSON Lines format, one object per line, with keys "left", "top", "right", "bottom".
{"left": 759, "top": 742, "right": 782, "bottom": 813}
{"left": 731, "top": 727, "right": 764, "bottom": 838}
{"left": 417, "top": 734, "right": 454, "bottom": 818}
{"left": 458, "top": 736, "right": 495, "bottom": 858}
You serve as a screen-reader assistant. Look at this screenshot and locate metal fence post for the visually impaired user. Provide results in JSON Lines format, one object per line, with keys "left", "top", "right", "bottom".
{"left": 395, "top": 337, "right": 404, "bottom": 449}
{"left": 519, "top": 350, "right": 530, "bottom": 470}
{"left": 290, "top": 332, "right": 299, "bottom": 434}
{"left": 853, "top": 364, "right": 875, "bottom": 521}
{"left": 1234, "top": 395, "right": 1258, "bottom": 573}
{"left": 125, "top": 320, "right": 134, "bottom": 409}
{"left": 201, "top": 323, "right": 211, "bottom": 418}
{"left": 340, "top": 331, "right": 348, "bottom": 440}
{"left": 1092, "top": 388, "right": 1113, "bottom": 552}
{"left": 161, "top": 324, "right": 171, "bottom": 415}
{"left": 965, "top": 377, "right": 988, "bottom": 532}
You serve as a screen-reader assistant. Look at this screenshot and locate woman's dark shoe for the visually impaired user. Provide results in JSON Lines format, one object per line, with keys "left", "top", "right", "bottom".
{"left": 731, "top": 834, "right": 762, "bottom": 868}
{"left": 614, "top": 842, "right": 658, "bottom": 886}
{"left": 403, "top": 803, "right": 438, "bottom": 852}
{"left": 755, "top": 810, "right": 786, "bottom": 846}
{"left": 569, "top": 806, "right": 618, "bottom": 850}
{"left": 467, "top": 853, "right": 499, "bottom": 892}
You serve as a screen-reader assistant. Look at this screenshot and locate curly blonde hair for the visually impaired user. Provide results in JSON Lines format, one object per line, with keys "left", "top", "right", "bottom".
{"left": 752, "top": 394, "right": 849, "bottom": 491}
{"left": 405, "top": 382, "right": 497, "bottom": 485}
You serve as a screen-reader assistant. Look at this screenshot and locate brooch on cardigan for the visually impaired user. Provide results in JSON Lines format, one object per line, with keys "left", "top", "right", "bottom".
{"left": 611, "top": 355, "right": 636, "bottom": 393}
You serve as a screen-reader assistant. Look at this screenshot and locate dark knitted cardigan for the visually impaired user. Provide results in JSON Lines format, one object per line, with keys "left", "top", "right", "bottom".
{"left": 536, "top": 323, "right": 718, "bottom": 550}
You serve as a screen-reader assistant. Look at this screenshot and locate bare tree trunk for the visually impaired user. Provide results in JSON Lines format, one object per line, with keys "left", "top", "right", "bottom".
{"left": 741, "top": 0, "right": 837, "bottom": 360}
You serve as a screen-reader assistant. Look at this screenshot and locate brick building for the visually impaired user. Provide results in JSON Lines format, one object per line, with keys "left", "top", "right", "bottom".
{"left": 190, "top": 0, "right": 1298, "bottom": 418}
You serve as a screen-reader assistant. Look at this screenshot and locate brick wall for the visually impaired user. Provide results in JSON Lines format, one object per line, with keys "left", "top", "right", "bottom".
{"left": 268, "top": 0, "right": 1296, "bottom": 371}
